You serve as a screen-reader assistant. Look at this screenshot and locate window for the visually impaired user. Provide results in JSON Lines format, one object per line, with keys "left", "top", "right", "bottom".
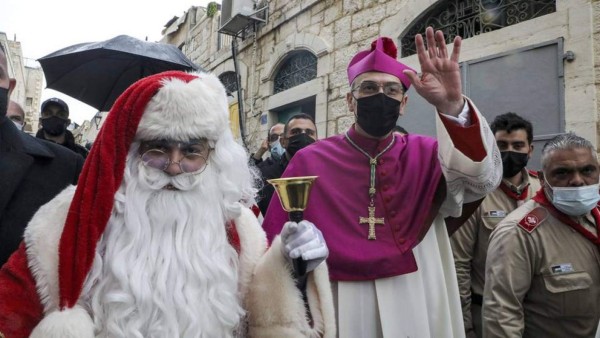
{"left": 274, "top": 51, "right": 317, "bottom": 94}
{"left": 400, "top": 0, "right": 556, "bottom": 57}
{"left": 219, "top": 71, "right": 238, "bottom": 95}
{"left": 26, "top": 97, "right": 33, "bottom": 107}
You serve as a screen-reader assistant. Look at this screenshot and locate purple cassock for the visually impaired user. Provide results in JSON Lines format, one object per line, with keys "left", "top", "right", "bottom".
{"left": 262, "top": 125, "right": 445, "bottom": 281}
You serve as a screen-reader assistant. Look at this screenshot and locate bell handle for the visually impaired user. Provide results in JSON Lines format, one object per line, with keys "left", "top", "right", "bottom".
{"left": 289, "top": 211, "right": 307, "bottom": 276}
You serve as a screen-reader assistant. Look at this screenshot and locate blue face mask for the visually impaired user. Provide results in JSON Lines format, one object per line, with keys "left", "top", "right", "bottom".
{"left": 545, "top": 181, "right": 600, "bottom": 216}
{"left": 269, "top": 140, "right": 285, "bottom": 161}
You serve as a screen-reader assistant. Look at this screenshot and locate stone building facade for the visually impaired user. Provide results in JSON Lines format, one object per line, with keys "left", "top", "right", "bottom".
{"left": 0, "top": 32, "right": 43, "bottom": 134}
{"left": 165, "top": 1, "right": 600, "bottom": 169}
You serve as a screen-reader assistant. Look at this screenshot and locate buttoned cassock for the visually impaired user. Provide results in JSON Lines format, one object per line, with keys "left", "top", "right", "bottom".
{"left": 451, "top": 170, "right": 541, "bottom": 337}
{"left": 483, "top": 194, "right": 600, "bottom": 338}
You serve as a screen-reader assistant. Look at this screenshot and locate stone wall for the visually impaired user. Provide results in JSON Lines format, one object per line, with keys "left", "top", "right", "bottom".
{"left": 179, "top": 0, "right": 597, "bottom": 153}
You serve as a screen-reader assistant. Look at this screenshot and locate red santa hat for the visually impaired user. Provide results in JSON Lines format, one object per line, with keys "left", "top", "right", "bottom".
{"left": 347, "top": 37, "right": 416, "bottom": 89}
{"left": 56, "top": 70, "right": 231, "bottom": 312}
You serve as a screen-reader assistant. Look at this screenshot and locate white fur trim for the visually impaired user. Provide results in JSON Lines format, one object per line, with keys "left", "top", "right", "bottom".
{"left": 234, "top": 206, "right": 268, "bottom": 300}
{"left": 136, "top": 72, "right": 229, "bottom": 141}
{"left": 246, "top": 236, "right": 336, "bottom": 338}
{"left": 24, "top": 185, "right": 76, "bottom": 313}
{"left": 29, "top": 305, "right": 94, "bottom": 338}
{"left": 307, "top": 262, "right": 336, "bottom": 338}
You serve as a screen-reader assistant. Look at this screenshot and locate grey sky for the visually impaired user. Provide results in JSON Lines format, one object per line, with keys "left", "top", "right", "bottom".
{"left": 1, "top": 0, "right": 216, "bottom": 123}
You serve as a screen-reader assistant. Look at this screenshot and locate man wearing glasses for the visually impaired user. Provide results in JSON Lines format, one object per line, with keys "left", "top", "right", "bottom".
{"left": 257, "top": 113, "right": 318, "bottom": 216}
{"left": 263, "top": 27, "right": 502, "bottom": 337}
{"left": 36, "top": 97, "right": 88, "bottom": 159}
{"left": 250, "top": 122, "right": 285, "bottom": 165}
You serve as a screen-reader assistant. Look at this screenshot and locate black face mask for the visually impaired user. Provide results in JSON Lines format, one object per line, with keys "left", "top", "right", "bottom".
{"left": 355, "top": 93, "right": 401, "bottom": 137}
{"left": 501, "top": 151, "right": 529, "bottom": 178}
{"left": 41, "top": 116, "right": 68, "bottom": 136}
{"left": 286, "top": 133, "right": 315, "bottom": 158}
{"left": 0, "top": 87, "right": 8, "bottom": 118}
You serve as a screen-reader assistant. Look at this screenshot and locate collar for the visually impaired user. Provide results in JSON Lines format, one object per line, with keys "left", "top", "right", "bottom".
{"left": 347, "top": 124, "right": 395, "bottom": 157}
{"left": 501, "top": 168, "right": 530, "bottom": 194}
{"left": 1, "top": 118, "right": 54, "bottom": 158}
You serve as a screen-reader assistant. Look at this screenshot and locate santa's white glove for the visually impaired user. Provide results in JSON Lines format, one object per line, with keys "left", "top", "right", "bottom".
{"left": 280, "top": 220, "right": 328, "bottom": 273}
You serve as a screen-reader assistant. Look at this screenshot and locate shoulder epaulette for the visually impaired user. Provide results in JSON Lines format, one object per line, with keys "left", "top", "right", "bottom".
{"left": 527, "top": 169, "right": 539, "bottom": 178}
{"left": 517, "top": 207, "right": 548, "bottom": 233}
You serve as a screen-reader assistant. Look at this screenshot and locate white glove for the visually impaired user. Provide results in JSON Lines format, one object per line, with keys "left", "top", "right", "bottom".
{"left": 280, "top": 220, "right": 328, "bottom": 273}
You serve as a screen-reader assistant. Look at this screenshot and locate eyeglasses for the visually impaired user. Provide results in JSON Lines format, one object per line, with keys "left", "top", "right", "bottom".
{"left": 268, "top": 133, "right": 283, "bottom": 142}
{"left": 139, "top": 139, "right": 212, "bottom": 173}
{"left": 352, "top": 80, "right": 404, "bottom": 98}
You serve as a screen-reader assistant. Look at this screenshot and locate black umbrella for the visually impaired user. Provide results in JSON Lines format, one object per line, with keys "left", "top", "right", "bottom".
{"left": 38, "top": 35, "right": 200, "bottom": 112}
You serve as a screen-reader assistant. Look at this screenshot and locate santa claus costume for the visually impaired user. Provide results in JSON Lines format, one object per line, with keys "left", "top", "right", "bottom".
{"left": 0, "top": 71, "right": 335, "bottom": 338}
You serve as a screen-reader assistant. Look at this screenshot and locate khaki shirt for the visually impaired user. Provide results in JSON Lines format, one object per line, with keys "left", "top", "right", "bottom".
{"left": 482, "top": 199, "right": 600, "bottom": 338}
{"left": 451, "top": 170, "right": 540, "bottom": 332}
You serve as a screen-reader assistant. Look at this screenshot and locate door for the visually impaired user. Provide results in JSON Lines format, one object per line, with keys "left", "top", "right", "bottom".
{"left": 399, "top": 39, "right": 565, "bottom": 170}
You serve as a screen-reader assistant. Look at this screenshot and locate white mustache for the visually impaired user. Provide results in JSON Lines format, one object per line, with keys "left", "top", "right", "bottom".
{"left": 137, "top": 162, "right": 205, "bottom": 191}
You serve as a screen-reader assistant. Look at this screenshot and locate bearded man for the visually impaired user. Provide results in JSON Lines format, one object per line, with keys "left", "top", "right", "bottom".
{"left": 0, "top": 71, "right": 334, "bottom": 338}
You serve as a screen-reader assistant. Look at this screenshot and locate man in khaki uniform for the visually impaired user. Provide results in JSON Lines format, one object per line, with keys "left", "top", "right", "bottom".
{"left": 451, "top": 112, "right": 540, "bottom": 338}
{"left": 483, "top": 133, "right": 600, "bottom": 337}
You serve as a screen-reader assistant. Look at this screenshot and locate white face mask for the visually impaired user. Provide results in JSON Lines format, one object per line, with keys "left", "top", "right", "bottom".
{"left": 12, "top": 120, "right": 23, "bottom": 131}
{"left": 545, "top": 181, "right": 600, "bottom": 216}
{"left": 269, "top": 140, "right": 285, "bottom": 161}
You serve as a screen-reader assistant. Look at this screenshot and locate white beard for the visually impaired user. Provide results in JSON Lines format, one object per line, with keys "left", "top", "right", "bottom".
{"left": 82, "top": 156, "right": 244, "bottom": 338}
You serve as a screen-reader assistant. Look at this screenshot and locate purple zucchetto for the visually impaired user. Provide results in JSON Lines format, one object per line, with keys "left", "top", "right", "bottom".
{"left": 347, "top": 37, "right": 416, "bottom": 89}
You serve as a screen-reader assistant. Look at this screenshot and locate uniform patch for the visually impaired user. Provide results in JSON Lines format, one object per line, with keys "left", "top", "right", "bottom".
{"left": 518, "top": 207, "right": 548, "bottom": 233}
{"left": 551, "top": 263, "right": 574, "bottom": 274}
{"left": 484, "top": 210, "right": 506, "bottom": 218}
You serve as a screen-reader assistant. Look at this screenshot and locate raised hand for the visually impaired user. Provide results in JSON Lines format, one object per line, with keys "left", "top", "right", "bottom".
{"left": 404, "top": 27, "right": 465, "bottom": 117}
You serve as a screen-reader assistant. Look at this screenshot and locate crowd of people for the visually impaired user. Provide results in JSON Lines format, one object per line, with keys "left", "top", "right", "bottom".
{"left": 0, "top": 26, "right": 599, "bottom": 338}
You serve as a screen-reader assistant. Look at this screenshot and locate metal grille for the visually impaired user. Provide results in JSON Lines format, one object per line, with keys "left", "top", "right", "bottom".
{"left": 274, "top": 51, "right": 317, "bottom": 94}
{"left": 219, "top": 71, "right": 238, "bottom": 95}
{"left": 400, "top": 0, "right": 556, "bottom": 57}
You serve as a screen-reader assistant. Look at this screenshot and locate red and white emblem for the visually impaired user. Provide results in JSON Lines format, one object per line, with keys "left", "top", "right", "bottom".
{"left": 518, "top": 207, "right": 548, "bottom": 233}
{"left": 525, "top": 215, "right": 538, "bottom": 226}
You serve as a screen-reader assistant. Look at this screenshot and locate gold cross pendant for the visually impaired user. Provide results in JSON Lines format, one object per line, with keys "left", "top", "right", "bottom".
{"left": 359, "top": 206, "right": 385, "bottom": 240}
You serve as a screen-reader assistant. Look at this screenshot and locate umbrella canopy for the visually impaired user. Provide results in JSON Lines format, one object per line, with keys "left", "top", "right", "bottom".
{"left": 39, "top": 35, "right": 200, "bottom": 112}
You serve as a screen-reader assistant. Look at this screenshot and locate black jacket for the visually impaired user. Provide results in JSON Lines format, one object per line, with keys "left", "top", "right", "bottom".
{"left": 0, "top": 118, "right": 83, "bottom": 267}
{"left": 257, "top": 155, "right": 289, "bottom": 216}
{"left": 36, "top": 129, "right": 89, "bottom": 159}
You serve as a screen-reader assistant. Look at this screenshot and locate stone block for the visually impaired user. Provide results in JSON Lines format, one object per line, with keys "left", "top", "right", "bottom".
{"left": 352, "top": 24, "right": 379, "bottom": 43}
{"left": 329, "top": 97, "right": 351, "bottom": 120}
{"left": 324, "top": 2, "right": 343, "bottom": 25}
{"left": 334, "top": 16, "right": 352, "bottom": 47}
{"left": 337, "top": 116, "right": 355, "bottom": 134}
{"left": 351, "top": 4, "right": 385, "bottom": 30}
{"left": 343, "top": 0, "right": 363, "bottom": 15}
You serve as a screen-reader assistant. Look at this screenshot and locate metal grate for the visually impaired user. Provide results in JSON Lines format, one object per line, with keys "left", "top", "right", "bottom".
{"left": 400, "top": 0, "right": 556, "bottom": 57}
{"left": 219, "top": 71, "right": 238, "bottom": 95}
{"left": 274, "top": 51, "right": 317, "bottom": 94}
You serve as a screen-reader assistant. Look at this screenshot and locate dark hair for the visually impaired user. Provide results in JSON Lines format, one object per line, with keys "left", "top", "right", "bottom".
{"left": 490, "top": 112, "right": 533, "bottom": 145}
{"left": 284, "top": 113, "right": 316, "bottom": 136}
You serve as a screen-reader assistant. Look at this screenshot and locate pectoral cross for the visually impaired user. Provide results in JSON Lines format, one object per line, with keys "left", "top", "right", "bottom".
{"left": 344, "top": 131, "right": 395, "bottom": 241}
{"left": 359, "top": 206, "right": 385, "bottom": 240}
